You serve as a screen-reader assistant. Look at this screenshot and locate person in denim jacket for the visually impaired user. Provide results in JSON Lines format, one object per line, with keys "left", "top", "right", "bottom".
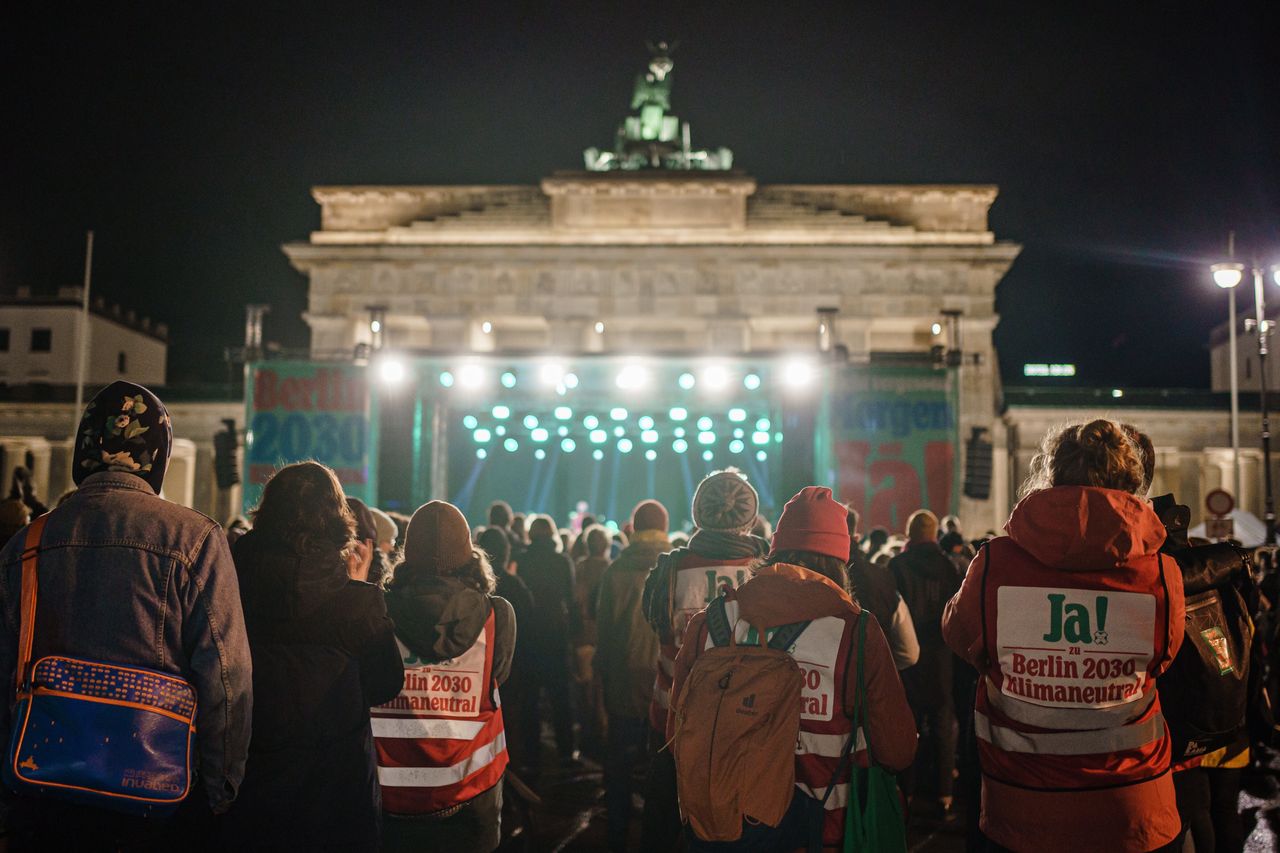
{"left": 0, "top": 381, "right": 253, "bottom": 849}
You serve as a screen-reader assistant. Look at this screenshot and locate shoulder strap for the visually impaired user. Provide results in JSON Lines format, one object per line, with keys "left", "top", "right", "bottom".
{"left": 853, "top": 612, "right": 871, "bottom": 749}
{"left": 810, "top": 614, "right": 866, "bottom": 853}
{"left": 706, "top": 595, "right": 733, "bottom": 647}
{"left": 16, "top": 515, "right": 48, "bottom": 693}
{"left": 979, "top": 542, "right": 991, "bottom": 667}
{"left": 766, "top": 619, "right": 810, "bottom": 651}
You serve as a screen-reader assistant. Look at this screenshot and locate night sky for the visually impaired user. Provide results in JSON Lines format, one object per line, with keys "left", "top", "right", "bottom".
{"left": 4, "top": 2, "right": 1277, "bottom": 388}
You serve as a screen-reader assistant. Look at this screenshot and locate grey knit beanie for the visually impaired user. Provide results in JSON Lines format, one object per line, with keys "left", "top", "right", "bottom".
{"left": 692, "top": 470, "right": 759, "bottom": 533}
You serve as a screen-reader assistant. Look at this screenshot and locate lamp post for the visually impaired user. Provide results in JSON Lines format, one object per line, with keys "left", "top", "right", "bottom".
{"left": 1212, "top": 262, "right": 1242, "bottom": 500}
{"left": 1213, "top": 259, "right": 1280, "bottom": 546}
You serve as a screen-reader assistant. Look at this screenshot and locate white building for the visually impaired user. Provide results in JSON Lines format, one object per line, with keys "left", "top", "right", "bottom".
{"left": 0, "top": 287, "right": 167, "bottom": 388}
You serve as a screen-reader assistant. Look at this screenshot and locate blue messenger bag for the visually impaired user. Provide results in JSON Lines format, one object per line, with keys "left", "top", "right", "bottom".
{"left": 3, "top": 515, "right": 198, "bottom": 815}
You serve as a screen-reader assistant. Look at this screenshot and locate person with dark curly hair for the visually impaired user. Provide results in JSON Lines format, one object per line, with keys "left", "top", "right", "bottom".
{"left": 226, "top": 461, "right": 403, "bottom": 852}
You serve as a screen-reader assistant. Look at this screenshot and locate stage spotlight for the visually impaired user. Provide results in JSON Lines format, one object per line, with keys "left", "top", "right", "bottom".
{"left": 610, "top": 407, "right": 628, "bottom": 421}
{"left": 500, "top": 371, "right": 517, "bottom": 388}
{"left": 563, "top": 372, "right": 579, "bottom": 389}
{"left": 584, "top": 414, "right": 600, "bottom": 429}
{"left": 756, "top": 418, "right": 772, "bottom": 431}
{"left": 593, "top": 449, "right": 604, "bottom": 461}
{"left": 492, "top": 405, "right": 510, "bottom": 420}
{"left": 503, "top": 438, "right": 519, "bottom": 452}
{"left": 534, "top": 449, "right": 546, "bottom": 460}
{"left": 729, "top": 440, "right": 745, "bottom": 454}
{"left": 702, "top": 450, "right": 714, "bottom": 462}
{"left": 752, "top": 431, "right": 770, "bottom": 446}
{"left": 698, "top": 432, "right": 716, "bottom": 445}
{"left": 673, "top": 439, "right": 689, "bottom": 453}
{"left": 590, "top": 430, "right": 607, "bottom": 444}
{"left": 476, "top": 449, "right": 487, "bottom": 460}
{"left": 674, "top": 427, "right": 686, "bottom": 438}
{"left": 561, "top": 438, "right": 577, "bottom": 453}
{"left": 495, "top": 425, "right": 506, "bottom": 436}
{"left": 473, "top": 429, "right": 492, "bottom": 443}
{"left": 618, "top": 438, "right": 634, "bottom": 453}
{"left": 645, "top": 449, "right": 657, "bottom": 461}
{"left": 462, "top": 415, "right": 478, "bottom": 429}
{"left": 523, "top": 415, "right": 539, "bottom": 429}
{"left": 638, "top": 415, "right": 655, "bottom": 430}
{"left": 554, "top": 406, "right": 573, "bottom": 420}
{"left": 757, "top": 450, "right": 768, "bottom": 462}
{"left": 458, "top": 364, "right": 485, "bottom": 389}
{"left": 641, "top": 430, "right": 659, "bottom": 444}
{"left": 702, "top": 365, "right": 729, "bottom": 391}
{"left": 782, "top": 358, "right": 815, "bottom": 389}
{"left": 439, "top": 371, "right": 455, "bottom": 388}
{"left": 531, "top": 428, "right": 549, "bottom": 443}
{"left": 613, "top": 426, "right": 625, "bottom": 437}
{"left": 743, "top": 373, "right": 761, "bottom": 391}
{"left": 377, "top": 356, "right": 407, "bottom": 386}
{"left": 678, "top": 373, "right": 696, "bottom": 390}
{"left": 669, "top": 407, "right": 688, "bottom": 421}
{"left": 616, "top": 364, "right": 650, "bottom": 390}
{"left": 540, "top": 361, "right": 566, "bottom": 387}
{"left": 557, "top": 426, "right": 569, "bottom": 437}
{"left": 697, "top": 416, "right": 713, "bottom": 431}
{"left": 728, "top": 408, "right": 746, "bottom": 422}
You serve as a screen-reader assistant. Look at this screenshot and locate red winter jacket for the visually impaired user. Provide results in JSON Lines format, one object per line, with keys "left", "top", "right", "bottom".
{"left": 943, "top": 486, "right": 1184, "bottom": 853}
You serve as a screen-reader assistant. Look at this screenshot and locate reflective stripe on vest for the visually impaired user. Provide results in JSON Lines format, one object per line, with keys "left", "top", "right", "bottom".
{"left": 974, "top": 709, "right": 1165, "bottom": 755}
{"left": 372, "top": 717, "right": 486, "bottom": 740}
{"left": 373, "top": 608, "right": 508, "bottom": 813}
{"left": 983, "top": 676, "right": 1156, "bottom": 731}
{"left": 378, "top": 731, "right": 508, "bottom": 788}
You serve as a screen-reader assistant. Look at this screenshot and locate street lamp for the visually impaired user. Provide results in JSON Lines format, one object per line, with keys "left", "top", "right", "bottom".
{"left": 1214, "top": 258, "right": 1280, "bottom": 545}
{"left": 1213, "top": 262, "right": 1243, "bottom": 504}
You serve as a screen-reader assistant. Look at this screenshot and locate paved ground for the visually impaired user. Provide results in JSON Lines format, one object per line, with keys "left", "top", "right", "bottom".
{"left": 497, "top": 733, "right": 1280, "bottom": 852}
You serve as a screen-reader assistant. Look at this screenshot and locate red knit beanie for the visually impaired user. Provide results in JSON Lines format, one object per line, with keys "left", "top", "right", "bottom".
{"left": 769, "top": 486, "right": 850, "bottom": 562}
{"left": 632, "top": 499, "right": 669, "bottom": 533}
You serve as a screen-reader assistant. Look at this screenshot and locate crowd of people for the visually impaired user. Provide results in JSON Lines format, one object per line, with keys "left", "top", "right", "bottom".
{"left": 0, "top": 381, "right": 1274, "bottom": 852}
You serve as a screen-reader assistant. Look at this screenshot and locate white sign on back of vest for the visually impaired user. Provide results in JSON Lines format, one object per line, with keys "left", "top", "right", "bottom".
{"left": 383, "top": 636, "right": 486, "bottom": 718}
{"left": 997, "top": 587, "right": 1155, "bottom": 709}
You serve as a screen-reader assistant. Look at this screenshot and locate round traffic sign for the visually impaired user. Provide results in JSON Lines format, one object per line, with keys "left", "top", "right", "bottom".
{"left": 1205, "top": 488, "right": 1235, "bottom": 518}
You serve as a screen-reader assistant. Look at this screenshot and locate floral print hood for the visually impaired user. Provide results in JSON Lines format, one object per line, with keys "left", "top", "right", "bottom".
{"left": 73, "top": 382, "right": 172, "bottom": 493}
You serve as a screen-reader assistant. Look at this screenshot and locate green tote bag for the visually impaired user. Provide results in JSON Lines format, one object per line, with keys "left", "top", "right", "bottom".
{"left": 844, "top": 615, "right": 908, "bottom": 853}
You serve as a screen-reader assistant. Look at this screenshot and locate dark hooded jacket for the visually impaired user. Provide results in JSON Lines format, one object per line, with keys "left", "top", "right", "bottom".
{"left": 891, "top": 539, "right": 962, "bottom": 646}
{"left": 0, "top": 383, "right": 252, "bottom": 832}
{"left": 225, "top": 529, "right": 404, "bottom": 852}
{"left": 385, "top": 574, "right": 515, "bottom": 690}
{"left": 514, "top": 536, "right": 575, "bottom": 651}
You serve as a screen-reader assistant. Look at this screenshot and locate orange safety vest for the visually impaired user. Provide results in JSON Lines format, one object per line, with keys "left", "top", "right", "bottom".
{"left": 650, "top": 552, "right": 754, "bottom": 733}
{"left": 372, "top": 609, "right": 508, "bottom": 815}
{"left": 702, "top": 597, "right": 868, "bottom": 849}
{"left": 976, "top": 539, "right": 1176, "bottom": 791}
